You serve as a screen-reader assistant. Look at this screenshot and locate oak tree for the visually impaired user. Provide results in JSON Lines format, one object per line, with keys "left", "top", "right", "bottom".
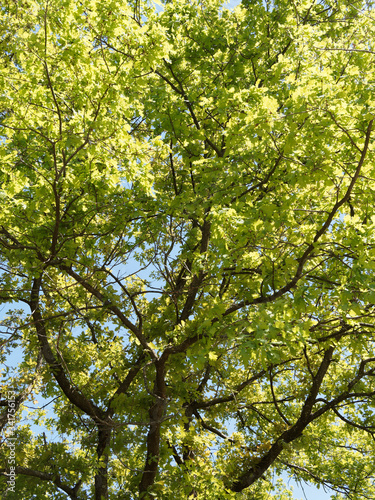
{"left": 1, "top": 0, "right": 375, "bottom": 498}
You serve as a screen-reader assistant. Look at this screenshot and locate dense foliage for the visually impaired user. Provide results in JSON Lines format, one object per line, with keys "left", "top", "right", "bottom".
{"left": 1, "top": 0, "right": 375, "bottom": 498}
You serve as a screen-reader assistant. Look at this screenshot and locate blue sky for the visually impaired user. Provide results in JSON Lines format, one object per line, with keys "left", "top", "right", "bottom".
{"left": 287, "top": 478, "right": 331, "bottom": 500}
{"left": 224, "top": 0, "right": 243, "bottom": 7}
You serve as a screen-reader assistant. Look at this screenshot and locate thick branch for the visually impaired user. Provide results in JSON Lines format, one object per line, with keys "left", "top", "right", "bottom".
{"left": 95, "top": 426, "right": 111, "bottom": 500}
{"left": 138, "top": 361, "right": 167, "bottom": 498}
{"left": 231, "top": 347, "right": 334, "bottom": 492}
{"left": 30, "top": 277, "right": 105, "bottom": 422}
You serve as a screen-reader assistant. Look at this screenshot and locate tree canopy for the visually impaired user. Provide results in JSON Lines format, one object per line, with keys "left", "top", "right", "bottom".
{"left": 1, "top": 0, "right": 375, "bottom": 498}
